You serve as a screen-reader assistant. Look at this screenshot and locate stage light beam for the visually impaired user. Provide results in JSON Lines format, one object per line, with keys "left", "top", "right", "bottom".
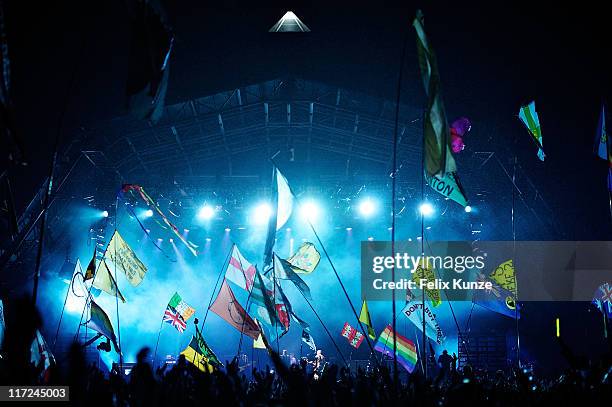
{"left": 419, "top": 202, "right": 434, "bottom": 217}
{"left": 197, "top": 204, "right": 216, "bottom": 221}
{"left": 101, "top": 210, "right": 109, "bottom": 218}
{"left": 299, "top": 200, "right": 320, "bottom": 222}
{"left": 358, "top": 198, "right": 377, "bottom": 218}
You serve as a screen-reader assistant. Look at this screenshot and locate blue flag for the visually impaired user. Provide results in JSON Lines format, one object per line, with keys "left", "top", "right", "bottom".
{"left": 473, "top": 277, "right": 520, "bottom": 319}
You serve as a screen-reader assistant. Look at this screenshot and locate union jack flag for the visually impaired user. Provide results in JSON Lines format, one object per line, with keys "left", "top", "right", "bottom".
{"left": 164, "top": 306, "right": 187, "bottom": 333}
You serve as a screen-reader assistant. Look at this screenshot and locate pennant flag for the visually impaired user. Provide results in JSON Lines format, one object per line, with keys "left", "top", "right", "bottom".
{"left": 88, "top": 300, "right": 120, "bottom": 352}
{"left": 168, "top": 292, "right": 195, "bottom": 322}
{"left": 180, "top": 330, "right": 221, "bottom": 373}
{"left": 125, "top": 0, "right": 173, "bottom": 124}
{"left": 518, "top": 101, "right": 545, "bottom": 161}
{"left": 121, "top": 184, "right": 198, "bottom": 256}
{"left": 264, "top": 168, "right": 294, "bottom": 266}
{"left": 210, "top": 280, "right": 261, "bottom": 340}
{"left": 425, "top": 172, "right": 468, "bottom": 207}
{"left": 225, "top": 245, "right": 257, "bottom": 291}
{"left": 92, "top": 260, "right": 126, "bottom": 303}
{"left": 401, "top": 300, "right": 446, "bottom": 345}
{"left": 489, "top": 259, "right": 517, "bottom": 296}
{"left": 374, "top": 325, "right": 418, "bottom": 373}
{"left": 593, "top": 104, "right": 612, "bottom": 191}
{"left": 340, "top": 322, "right": 365, "bottom": 349}
{"left": 473, "top": 275, "right": 520, "bottom": 319}
{"left": 359, "top": 300, "right": 376, "bottom": 340}
{"left": 413, "top": 10, "right": 468, "bottom": 207}
{"left": 411, "top": 260, "right": 442, "bottom": 307}
{"left": 592, "top": 283, "right": 612, "bottom": 318}
{"left": 269, "top": 11, "right": 311, "bottom": 32}
{"left": 30, "top": 330, "right": 55, "bottom": 383}
{"left": 253, "top": 333, "right": 267, "bottom": 349}
{"left": 0, "top": 299, "right": 5, "bottom": 350}
{"left": 287, "top": 242, "right": 321, "bottom": 274}
{"left": 84, "top": 248, "right": 96, "bottom": 281}
{"left": 302, "top": 329, "right": 316, "bottom": 351}
{"left": 273, "top": 254, "right": 312, "bottom": 300}
{"left": 105, "top": 230, "right": 148, "bottom": 286}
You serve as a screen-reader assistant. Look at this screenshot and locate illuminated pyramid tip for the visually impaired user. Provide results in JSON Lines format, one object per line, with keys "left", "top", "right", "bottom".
{"left": 269, "top": 10, "right": 311, "bottom": 32}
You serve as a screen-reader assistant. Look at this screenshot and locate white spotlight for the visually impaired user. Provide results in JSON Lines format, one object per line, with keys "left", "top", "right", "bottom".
{"left": 169, "top": 238, "right": 174, "bottom": 243}
{"left": 419, "top": 202, "right": 434, "bottom": 217}
{"left": 101, "top": 210, "right": 109, "bottom": 218}
{"left": 252, "top": 203, "right": 272, "bottom": 225}
{"left": 144, "top": 209, "right": 154, "bottom": 218}
{"left": 197, "top": 204, "right": 215, "bottom": 221}
{"left": 358, "top": 199, "right": 377, "bottom": 217}
{"left": 299, "top": 200, "right": 320, "bottom": 222}
{"left": 225, "top": 227, "right": 231, "bottom": 232}
{"left": 465, "top": 205, "right": 472, "bottom": 213}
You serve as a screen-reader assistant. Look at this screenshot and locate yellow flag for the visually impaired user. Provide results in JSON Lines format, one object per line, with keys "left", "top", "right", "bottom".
{"left": 359, "top": 300, "right": 376, "bottom": 340}
{"left": 411, "top": 259, "right": 442, "bottom": 307}
{"left": 489, "top": 259, "right": 516, "bottom": 295}
{"left": 92, "top": 260, "right": 126, "bottom": 303}
{"left": 253, "top": 334, "right": 266, "bottom": 349}
{"left": 180, "top": 341, "right": 214, "bottom": 373}
{"left": 105, "top": 231, "right": 147, "bottom": 287}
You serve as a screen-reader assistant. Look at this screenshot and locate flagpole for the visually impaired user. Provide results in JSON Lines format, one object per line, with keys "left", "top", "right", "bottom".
{"left": 390, "top": 24, "right": 409, "bottom": 392}
{"left": 270, "top": 158, "right": 379, "bottom": 362}
{"left": 153, "top": 317, "right": 165, "bottom": 366}
{"left": 201, "top": 244, "right": 233, "bottom": 327}
{"left": 511, "top": 155, "right": 521, "bottom": 367}
{"left": 113, "top": 192, "right": 123, "bottom": 371}
{"left": 420, "top": 111, "right": 427, "bottom": 381}
{"left": 52, "top": 270, "right": 74, "bottom": 353}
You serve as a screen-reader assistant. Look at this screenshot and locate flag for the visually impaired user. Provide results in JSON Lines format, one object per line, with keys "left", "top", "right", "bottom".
{"left": 253, "top": 333, "right": 266, "bottom": 349}
{"left": 273, "top": 254, "right": 312, "bottom": 300}
{"left": 413, "top": 10, "right": 468, "bottom": 207}
{"left": 225, "top": 245, "right": 256, "bottom": 291}
{"left": 374, "top": 325, "right": 418, "bottom": 373}
{"left": 592, "top": 283, "right": 612, "bottom": 318}
{"left": 30, "top": 330, "right": 55, "bottom": 383}
{"left": 401, "top": 300, "right": 446, "bottom": 344}
{"left": 411, "top": 260, "right": 442, "bottom": 307}
{"left": 593, "top": 104, "right": 612, "bottom": 192}
{"left": 105, "top": 230, "right": 148, "bottom": 286}
{"left": 210, "top": 280, "right": 261, "bottom": 340}
{"left": 287, "top": 242, "right": 321, "bottom": 274}
{"left": 473, "top": 275, "right": 520, "bottom": 319}
{"left": 88, "top": 300, "right": 120, "bottom": 352}
{"left": 125, "top": 0, "right": 173, "bottom": 124}
{"left": 167, "top": 292, "right": 195, "bottom": 322}
{"left": 489, "top": 259, "right": 516, "bottom": 296}
{"left": 84, "top": 249, "right": 96, "bottom": 281}
{"left": 163, "top": 307, "right": 186, "bottom": 333}
{"left": 302, "top": 329, "right": 316, "bottom": 351}
{"left": 0, "top": 299, "right": 5, "bottom": 350}
{"left": 264, "top": 168, "right": 294, "bottom": 267}
{"left": 518, "top": 101, "right": 545, "bottom": 161}
{"left": 359, "top": 300, "right": 376, "bottom": 340}
{"left": 92, "top": 260, "right": 126, "bottom": 303}
{"left": 180, "top": 329, "right": 221, "bottom": 373}
{"left": 340, "top": 322, "right": 365, "bottom": 349}
{"left": 249, "top": 269, "right": 290, "bottom": 342}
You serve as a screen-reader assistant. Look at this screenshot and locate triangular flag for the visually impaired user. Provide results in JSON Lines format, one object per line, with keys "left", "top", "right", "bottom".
{"left": 264, "top": 168, "right": 294, "bottom": 267}
{"left": 92, "top": 260, "right": 126, "bottom": 303}
{"left": 359, "top": 300, "right": 376, "bottom": 340}
{"left": 105, "top": 230, "right": 147, "bottom": 287}
{"left": 253, "top": 333, "right": 266, "bottom": 349}
{"left": 273, "top": 254, "right": 312, "bottom": 300}
{"left": 518, "top": 101, "right": 545, "bottom": 161}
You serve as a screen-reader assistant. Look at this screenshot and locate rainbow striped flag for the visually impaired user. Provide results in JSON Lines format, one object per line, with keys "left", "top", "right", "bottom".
{"left": 374, "top": 325, "right": 418, "bottom": 373}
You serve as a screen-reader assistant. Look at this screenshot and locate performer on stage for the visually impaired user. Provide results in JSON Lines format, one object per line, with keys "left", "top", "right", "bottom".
{"left": 313, "top": 349, "right": 325, "bottom": 380}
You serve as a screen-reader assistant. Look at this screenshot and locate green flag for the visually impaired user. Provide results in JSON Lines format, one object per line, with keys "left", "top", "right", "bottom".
{"left": 414, "top": 10, "right": 468, "bottom": 207}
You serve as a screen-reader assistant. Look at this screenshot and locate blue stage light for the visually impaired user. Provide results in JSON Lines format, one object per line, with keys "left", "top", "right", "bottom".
{"left": 299, "top": 200, "right": 320, "bottom": 222}
{"left": 252, "top": 203, "right": 272, "bottom": 225}
{"left": 144, "top": 209, "right": 154, "bottom": 218}
{"left": 197, "top": 204, "right": 215, "bottom": 220}
{"left": 358, "top": 198, "right": 377, "bottom": 217}
{"left": 419, "top": 202, "right": 434, "bottom": 217}
{"left": 101, "top": 210, "right": 109, "bottom": 218}
{"left": 465, "top": 205, "right": 472, "bottom": 213}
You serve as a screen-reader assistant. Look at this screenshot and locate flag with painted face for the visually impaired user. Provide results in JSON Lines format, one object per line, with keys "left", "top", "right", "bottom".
{"left": 210, "top": 280, "right": 261, "bottom": 340}
{"left": 519, "top": 101, "right": 545, "bottom": 161}
{"left": 489, "top": 259, "right": 516, "bottom": 296}
{"left": 473, "top": 275, "right": 520, "bottom": 319}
